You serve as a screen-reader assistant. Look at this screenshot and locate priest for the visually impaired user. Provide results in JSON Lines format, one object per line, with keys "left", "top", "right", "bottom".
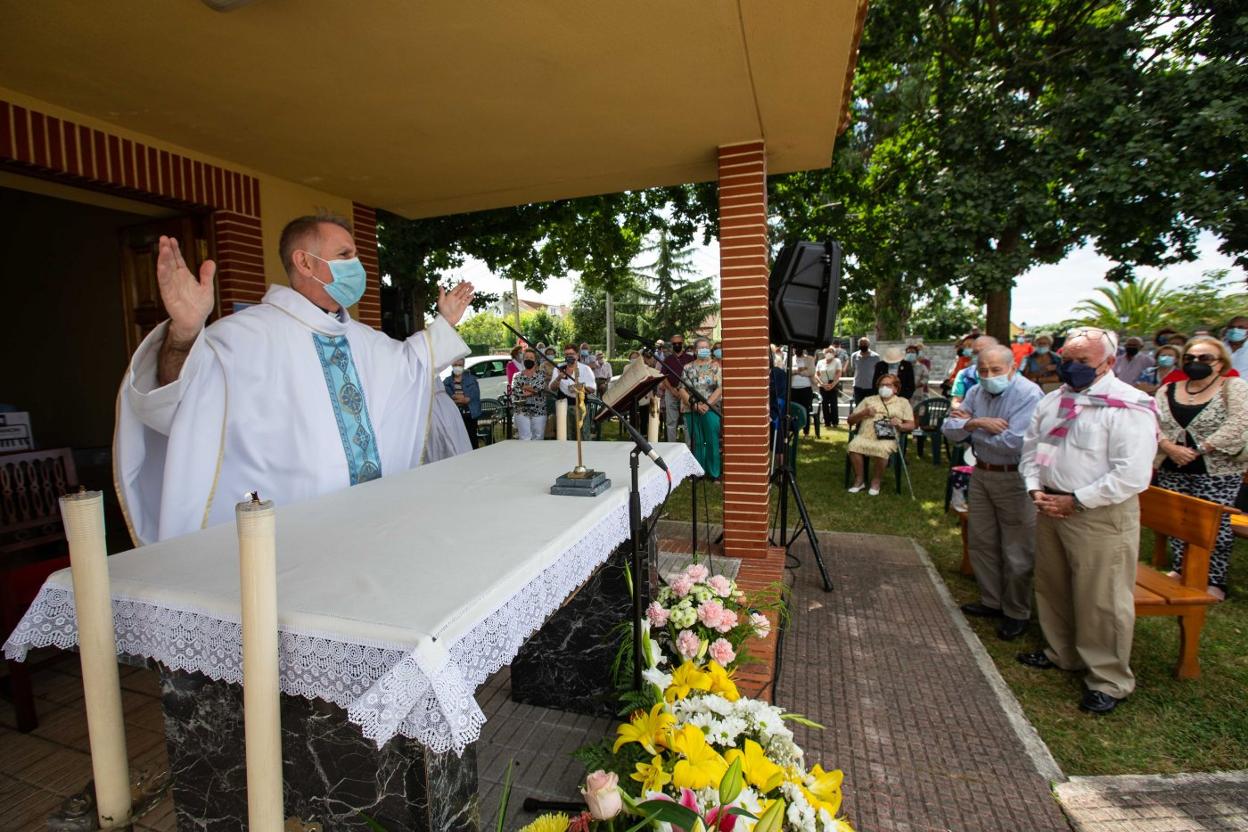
{"left": 115, "top": 214, "right": 474, "bottom": 544}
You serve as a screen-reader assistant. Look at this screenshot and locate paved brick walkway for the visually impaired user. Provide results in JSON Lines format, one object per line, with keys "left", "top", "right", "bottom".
{"left": 778, "top": 530, "right": 1072, "bottom": 832}
{"left": 1057, "top": 773, "right": 1248, "bottom": 831}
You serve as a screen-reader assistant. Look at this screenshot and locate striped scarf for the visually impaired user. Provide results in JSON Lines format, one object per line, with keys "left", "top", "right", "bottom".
{"left": 1033, "top": 390, "right": 1157, "bottom": 469}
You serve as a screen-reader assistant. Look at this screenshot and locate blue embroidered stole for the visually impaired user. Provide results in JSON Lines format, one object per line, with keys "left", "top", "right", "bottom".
{"left": 311, "top": 334, "right": 382, "bottom": 485}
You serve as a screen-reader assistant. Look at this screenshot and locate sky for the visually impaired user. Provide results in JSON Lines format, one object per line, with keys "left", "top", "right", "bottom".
{"left": 450, "top": 230, "right": 1242, "bottom": 328}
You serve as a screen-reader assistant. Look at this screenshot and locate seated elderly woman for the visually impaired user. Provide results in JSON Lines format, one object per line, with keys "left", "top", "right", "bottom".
{"left": 846, "top": 372, "right": 916, "bottom": 495}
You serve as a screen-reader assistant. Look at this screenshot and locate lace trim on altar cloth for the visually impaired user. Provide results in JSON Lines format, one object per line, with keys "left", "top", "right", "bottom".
{"left": 2, "top": 452, "right": 702, "bottom": 754}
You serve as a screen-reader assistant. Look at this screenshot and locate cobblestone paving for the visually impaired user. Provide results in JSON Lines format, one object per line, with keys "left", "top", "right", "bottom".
{"left": 1057, "top": 773, "right": 1248, "bottom": 831}
{"left": 778, "top": 531, "right": 1072, "bottom": 832}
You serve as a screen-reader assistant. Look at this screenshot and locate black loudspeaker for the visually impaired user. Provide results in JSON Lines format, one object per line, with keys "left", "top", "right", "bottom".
{"left": 769, "top": 240, "right": 841, "bottom": 349}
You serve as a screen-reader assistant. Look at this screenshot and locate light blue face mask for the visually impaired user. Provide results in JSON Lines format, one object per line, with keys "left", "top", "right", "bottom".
{"left": 305, "top": 251, "right": 367, "bottom": 309}
{"left": 1156, "top": 354, "right": 1176, "bottom": 367}
{"left": 1034, "top": 346, "right": 1050, "bottom": 355}
{"left": 697, "top": 347, "right": 711, "bottom": 359}
{"left": 979, "top": 373, "right": 1010, "bottom": 395}
{"left": 713, "top": 348, "right": 723, "bottom": 359}
{"left": 1227, "top": 327, "right": 1247, "bottom": 342}
{"left": 904, "top": 352, "right": 918, "bottom": 362}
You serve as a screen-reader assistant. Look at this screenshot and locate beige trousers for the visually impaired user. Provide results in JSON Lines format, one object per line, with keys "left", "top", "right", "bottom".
{"left": 967, "top": 468, "right": 1036, "bottom": 619}
{"left": 1034, "top": 496, "right": 1139, "bottom": 698}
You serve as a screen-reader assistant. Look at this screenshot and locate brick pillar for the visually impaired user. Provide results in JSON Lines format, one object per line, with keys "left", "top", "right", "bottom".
{"left": 352, "top": 203, "right": 382, "bottom": 329}
{"left": 212, "top": 210, "right": 266, "bottom": 314}
{"left": 717, "top": 141, "right": 770, "bottom": 559}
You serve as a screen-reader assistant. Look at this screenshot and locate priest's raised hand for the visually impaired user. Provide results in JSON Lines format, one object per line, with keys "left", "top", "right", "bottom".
{"left": 437, "top": 281, "right": 475, "bottom": 327}
{"left": 156, "top": 235, "right": 217, "bottom": 386}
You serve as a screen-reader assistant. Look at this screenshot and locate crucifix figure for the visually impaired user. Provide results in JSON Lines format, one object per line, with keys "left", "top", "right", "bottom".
{"left": 573, "top": 382, "right": 588, "bottom": 474}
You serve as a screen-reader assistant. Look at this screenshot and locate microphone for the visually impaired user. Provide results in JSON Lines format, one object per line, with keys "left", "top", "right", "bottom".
{"left": 615, "top": 325, "right": 645, "bottom": 344}
{"left": 502, "top": 319, "right": 668, "bottom": 471}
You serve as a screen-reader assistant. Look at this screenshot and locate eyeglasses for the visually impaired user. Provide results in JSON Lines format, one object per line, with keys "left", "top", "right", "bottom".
{"left": 1181, "top": 353, "right": 1220, "bottom": 365}
{"left": 1066, "top": 327, "right": 1112, "bottom": 341}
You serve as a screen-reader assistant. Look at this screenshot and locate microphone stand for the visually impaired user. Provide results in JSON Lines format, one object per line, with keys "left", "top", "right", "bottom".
{"left": 503, "top": 322, "right": 669, "bottom": 691}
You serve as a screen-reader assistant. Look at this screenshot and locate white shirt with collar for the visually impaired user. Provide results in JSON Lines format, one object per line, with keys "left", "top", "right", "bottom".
{"left": 1020, "top": 371, "right": 1158, "bottom": 510}
{"left": 552, "top": 360, "right": 597, "bottom": 397}
{"left": 1228, "top": 338, "right": 1248, "bottom": 376}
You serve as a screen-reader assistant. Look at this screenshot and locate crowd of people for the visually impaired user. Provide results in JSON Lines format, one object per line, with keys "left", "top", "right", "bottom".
{"left": 935, "top": 320, "right": 1247, "bottom": 715}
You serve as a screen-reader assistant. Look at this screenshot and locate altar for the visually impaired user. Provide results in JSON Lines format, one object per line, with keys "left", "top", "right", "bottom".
{"left": 4, "top": 440, "right": 701, "bottom": 831}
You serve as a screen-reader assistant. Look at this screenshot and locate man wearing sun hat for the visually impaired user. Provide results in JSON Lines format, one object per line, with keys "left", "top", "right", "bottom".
{"left": 872, "top": 345, "right": 916, "bottom": 399}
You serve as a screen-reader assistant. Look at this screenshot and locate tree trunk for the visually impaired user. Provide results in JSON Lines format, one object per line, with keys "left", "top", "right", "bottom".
{"left": 985, "top": 287, "right": 1011, "bottom": 343}
{"left": 873, "top": 276, "right": 910, "bottom": 340}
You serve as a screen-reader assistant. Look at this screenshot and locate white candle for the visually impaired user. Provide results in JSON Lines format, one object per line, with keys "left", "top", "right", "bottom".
{"left": 236, "top": 497, "right": 284, "bottom": 832}
{"left": 555, "top": 397, "right": 569, "bottom": 441}
{"left": 60, "top": 491, "right": 131, "bottom": 829}
{"left": 647, "top": 396, "right": 660, "bottom": 444}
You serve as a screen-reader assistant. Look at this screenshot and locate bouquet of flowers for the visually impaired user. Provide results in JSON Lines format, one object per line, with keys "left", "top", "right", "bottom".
{"left": 550, "top": 632, "right": 854, "bottom": 832}
{"left": 644, "top": 563, "right": 781, "bottom": 672}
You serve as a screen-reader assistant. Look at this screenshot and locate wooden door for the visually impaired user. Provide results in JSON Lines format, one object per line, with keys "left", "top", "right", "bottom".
{"left": 119, "top": 216, "right": 216, "bottom": 355}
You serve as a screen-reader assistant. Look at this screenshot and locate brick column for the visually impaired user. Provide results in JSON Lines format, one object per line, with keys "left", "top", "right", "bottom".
{"left": 212, "top": 210, "right": 266, "bottom": 314}
{"left": 352, "top": 203, "right": 382, "bottom": 328}
{"left": 717, "top": 142, "right": 770, "bottom": 559}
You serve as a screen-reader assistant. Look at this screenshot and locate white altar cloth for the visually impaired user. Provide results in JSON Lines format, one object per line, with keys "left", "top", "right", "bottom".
{"left": 4, "top": 441, "right": 701, "bottom": 753}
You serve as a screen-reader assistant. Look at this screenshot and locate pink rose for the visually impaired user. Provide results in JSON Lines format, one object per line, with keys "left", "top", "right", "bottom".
{"left": 676, "top": 629, "right": 701, "bottom": 659}
{"left": 708, "top": 638, "right": 736, "bottom": 666}
{"left": 671, "top": 575, "right": 694, "bottom": 598}
{"left": 582, "top": 770, "right": 623, "bottom": 820}
{"left": 685, "top": 564, "right": 710, "bottom": 583}
{"left": 646, "top": 601, "right": 670, "bottom": 628}
{"left": 750, "top": 612, "right": 771, "bottom": 638}
{"left": 707, "top": 575, "right": 733, "bottom": 597}
{"left": 697, "top": 599, "right": 726, "bottom": 629}
{"left": 716, "top": 608, "right": 739, "bottom": 633}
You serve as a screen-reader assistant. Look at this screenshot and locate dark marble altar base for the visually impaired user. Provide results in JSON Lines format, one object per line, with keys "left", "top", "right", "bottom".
{"left": 158, "top": 668, "right": 478, "bottom": 832}
{"left": 509, "top": 525, "right": 652, "bottom": 716}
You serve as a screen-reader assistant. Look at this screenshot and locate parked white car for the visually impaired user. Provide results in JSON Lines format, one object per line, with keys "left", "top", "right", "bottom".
{"left": 438, "top": 354, "right": 513, "bottom": 401}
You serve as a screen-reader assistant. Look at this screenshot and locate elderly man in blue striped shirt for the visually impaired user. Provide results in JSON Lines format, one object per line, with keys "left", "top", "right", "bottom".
{"left": 942, "top": 344, "right": 1044, "bottom": 640}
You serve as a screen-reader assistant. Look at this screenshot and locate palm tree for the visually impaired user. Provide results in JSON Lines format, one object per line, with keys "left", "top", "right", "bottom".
{"left": 1071, "top": 277, "right": 1177, "bottom": 333}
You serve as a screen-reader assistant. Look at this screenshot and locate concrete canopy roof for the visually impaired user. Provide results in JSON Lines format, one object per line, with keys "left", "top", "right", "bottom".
{"left": 1, "top": 0, "right": 864, "bottom": 218}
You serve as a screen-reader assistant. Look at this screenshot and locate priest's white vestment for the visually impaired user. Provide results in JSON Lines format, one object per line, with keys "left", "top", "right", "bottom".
{"left": 115, "top": 284, "right": 469, "bottom": 544}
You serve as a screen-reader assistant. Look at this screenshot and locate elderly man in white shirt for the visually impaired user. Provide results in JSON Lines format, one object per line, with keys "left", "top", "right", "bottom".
{"left": 1018, "top": 327, "right": 1158, "bottom": 715}
{"left": 549, "top": 344, "right": 598, "bottom": 439}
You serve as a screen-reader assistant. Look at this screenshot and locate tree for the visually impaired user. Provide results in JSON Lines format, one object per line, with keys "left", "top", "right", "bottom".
{"left": 1071, "top": 277, "right": 1177, "bottom": 333}
{"left": 376, "top": 189, "right": 688, "bottom": 338}
{"left": 907, "top": 291, "right": 984, "bottom": 340}
{"left": 521, "top": 309, "right": 575, "bottom": 349}
{"left": 631, "top": 230, "right": 718, "bottom": 342}
{"left": 455, "top": 312, "right": 510, "bottom": 350}
{"left": 761, "top": 0, "right": 1248, "bottom": 342}
{"left": 1071, "top": 270, "right": 1246, "bottom": 335}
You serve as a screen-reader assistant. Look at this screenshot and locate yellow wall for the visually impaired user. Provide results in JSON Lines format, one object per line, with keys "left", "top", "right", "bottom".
{"left": 0, "top": 86, "right": 354, "bottom": 288}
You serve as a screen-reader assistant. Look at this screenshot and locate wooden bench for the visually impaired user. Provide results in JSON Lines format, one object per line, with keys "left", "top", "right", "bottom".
{"left": 1136, "top": 485, "right": 1239, "bottom": 680}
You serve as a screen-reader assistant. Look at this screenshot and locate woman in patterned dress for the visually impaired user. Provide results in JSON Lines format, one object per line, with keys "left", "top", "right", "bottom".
{"left": 846, "top": 373, "right": 916, "bottom": 496}
{"left": 1154, "top": 336, "right": 1248, "bottom": 599}
{"left": 510, "top": 348, "right": 550, "bottom": 440}
{"left": 679, "top": 337, "right": 723, "bottom": 479}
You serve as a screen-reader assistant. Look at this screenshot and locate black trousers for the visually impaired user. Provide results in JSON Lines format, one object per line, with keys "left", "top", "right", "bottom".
{"left": 460, "top": 411, "right": 479, "bottom": 449}
{"left": 791, "top": 387, "right": 814, "bottom": 435}
{"left": 853, "top": 386, "right": 874, "bottom": 406}
{"left": 821, "top": 388, "right": 839, "bottom": 426}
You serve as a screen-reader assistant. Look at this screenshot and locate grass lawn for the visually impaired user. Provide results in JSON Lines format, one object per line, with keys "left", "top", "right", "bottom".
{"left": 659, "top": 426, "right": 1248, "bottom": 776}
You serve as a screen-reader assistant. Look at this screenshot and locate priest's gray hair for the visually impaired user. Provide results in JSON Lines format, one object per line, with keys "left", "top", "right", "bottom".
{"left": 280, "top": 213, "right": 353, "bottom": 276}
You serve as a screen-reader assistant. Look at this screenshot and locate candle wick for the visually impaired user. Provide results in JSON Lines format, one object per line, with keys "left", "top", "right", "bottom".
{"left": 249, "top": 491, "right": 261, "bottom": 504}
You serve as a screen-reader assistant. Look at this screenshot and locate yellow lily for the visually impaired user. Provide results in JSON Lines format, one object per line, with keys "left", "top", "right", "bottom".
{"left": 613, "top": 702, "right": 675, "bottom": 754}
{"left": 669, "top": 724, "right": 728, "bottom": 790}
{"left": 801, "top": 764, "right": 844, "bottom": 816}
{"left": 724, "top": 739, "right": 785, "bottom": 793}
{"left": 705, "top": 661, "right": 741, "bottom": 702}
{"left": 665, "top": 660, "right": 712, "bottom": 702}
{"left": 630, "top": 754, "right": 672, "bottom": 792}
